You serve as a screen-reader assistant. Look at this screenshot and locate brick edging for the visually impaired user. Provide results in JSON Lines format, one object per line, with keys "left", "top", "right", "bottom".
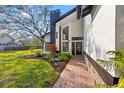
{"left": 83, "top": 52, "right": 114, "bottom": 85}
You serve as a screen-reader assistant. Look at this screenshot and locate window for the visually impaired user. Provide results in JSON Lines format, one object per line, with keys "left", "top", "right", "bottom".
{"left": 45, "top": 42, "right": 50, "bottom": 51}
{"left": 56, "top": 32, "right": 58, "bottom": 39}
{"left": 63, "top": 42, "right": 68, "bottom": 52}
{"left": 72, "top": 37, "right": 83, "bottom": 40}
{"left": 3, "top": 43, "right": 5, "bottom": 46}
{"left": 63, "top": 26, "right": 69, "bottom": 40}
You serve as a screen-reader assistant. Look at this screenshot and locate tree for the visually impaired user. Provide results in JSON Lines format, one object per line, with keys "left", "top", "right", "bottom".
{"left": 0, "top": 5, "right": 50, "bottom": 47}
{"left": 15, "top": 33, "right": 31, "bottom": 46}
{"left": 31, "top": 36, "right": 42, "bottom": 49}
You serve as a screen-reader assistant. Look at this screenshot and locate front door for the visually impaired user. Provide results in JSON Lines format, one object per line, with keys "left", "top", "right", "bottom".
{"left": 76, "top": 42, "right": 82, "bottom": 55}
{"left": 72, "top": 42, "right": 82, "bottom": 55}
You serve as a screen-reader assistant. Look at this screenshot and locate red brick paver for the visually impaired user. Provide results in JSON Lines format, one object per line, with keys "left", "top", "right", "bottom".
{"left": 53, "top": 55, "right": 94, "bottom": 88}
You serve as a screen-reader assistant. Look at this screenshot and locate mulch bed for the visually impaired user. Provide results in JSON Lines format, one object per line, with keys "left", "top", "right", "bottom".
{"left": 53, "top": 62, "right": 68, "bottom": 73}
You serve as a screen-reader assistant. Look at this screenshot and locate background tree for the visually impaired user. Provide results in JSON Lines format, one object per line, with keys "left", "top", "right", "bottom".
{"left": 0, "top": 5, "right": 50, "bottom": 48}
{"left": 31, "top": 36, "right": 42, "bottom": 49}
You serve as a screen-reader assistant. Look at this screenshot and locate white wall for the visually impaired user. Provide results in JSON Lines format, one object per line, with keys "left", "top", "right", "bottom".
{"left": 116, "top": 5, "right": 124, "bottom": 50}
{"left": 0, "top": 36, "right": 13, "bottom": 51}
{"left": 55, "top": 11, "right": 83, "bottom": 54}
{"left": 55, "top": 23, "right": 60, "bottom": 50}
{"left": 83, "top": 6, "right": 115, "bottom": 61}
{"left": 44, "top": 33, "right": 50, "bottom": 42}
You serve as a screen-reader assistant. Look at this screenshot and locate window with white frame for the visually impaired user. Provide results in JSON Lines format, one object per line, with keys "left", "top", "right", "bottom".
{"left": 63, "top": 42, "right": 68, "bottom": 52}
{"left": 62, "top": 26, "right": 69, "bottom": 40}
{"left": 56, "top": 32, "right": 58, "bottom": 39}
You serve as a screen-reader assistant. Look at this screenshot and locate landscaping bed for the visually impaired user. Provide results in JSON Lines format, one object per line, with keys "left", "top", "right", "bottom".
{"left": 52, "top": 62, "right": 68, "bottom": 73}
{"left": 49, "top": 52, "right": 71, "bottom": 73}
{"left": 17, "top": 53, "right": 69, "bottom": 73}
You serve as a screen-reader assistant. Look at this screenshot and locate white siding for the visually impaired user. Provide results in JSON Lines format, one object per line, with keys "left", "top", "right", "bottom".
{"left": 0, "top": 36, "right": 14, "bottom": 51}
{"left": 116, "top": 5, "right": 124, "bottom": 50}
{"left": 83, "top": 6, "right": 115, "bottom": 61}
{"left": 56, "top": 23, "right": 60, "bottom": 50}
{"left": 44, "top": 33, "right": 50, "bottom": 42}
{"left": 55, "top": 11, "right": 83, "bottom": 54}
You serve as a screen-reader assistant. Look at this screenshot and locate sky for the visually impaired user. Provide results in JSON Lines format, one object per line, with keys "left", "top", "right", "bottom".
{"left": 50, "top": 5, "right": 75, "bottom": 15}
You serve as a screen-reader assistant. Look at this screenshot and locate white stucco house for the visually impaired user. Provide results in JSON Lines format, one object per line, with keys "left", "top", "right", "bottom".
{"left": 48, "top": 5, "right": 124, "bottom": 85}
{"left": 0, "top": 33, "right": 18, "bottom": 51}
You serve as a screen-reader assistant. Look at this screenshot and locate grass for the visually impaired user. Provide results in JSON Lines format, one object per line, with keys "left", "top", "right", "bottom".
{"left": 0, "top": 49, "right": 59, "bottom": 88}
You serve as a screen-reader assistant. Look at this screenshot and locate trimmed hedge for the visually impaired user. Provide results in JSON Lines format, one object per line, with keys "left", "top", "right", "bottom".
{"left": 58, "top": 52, "right": 71, "bottom": 62}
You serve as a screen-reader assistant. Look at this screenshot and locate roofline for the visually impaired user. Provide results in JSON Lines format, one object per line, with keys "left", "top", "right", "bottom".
{"left": 76, "top": 5, "right": 93, "bottom": 19}
{"left": 0, "top": 33, "right": 15, "bottom": 41}
{"left": 54, "top": 7, "right": 76, "bottom": 24}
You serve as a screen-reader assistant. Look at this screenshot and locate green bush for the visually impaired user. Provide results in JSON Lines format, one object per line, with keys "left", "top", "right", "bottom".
{"left": 58, "top": 52, "right": 71, "bottom": 62}
{"left": 95, "top": 77, "right": 124, "bottom": 88}
{"left": 107, "top": 50, "right": 124, "bottom": 76}
{"left": 118, "top": 76, "right": 124, "bottom": 88}
{"left": 45, "top": 55, "right": 53, "bottom": 62}
{"left": 4, "top": 45, "right": 31, "bottom": 51}
{"left": 58, "top": 52, "right": 71, "bottom": 58}
{"left": 58, "top": 55, "right": 69, "bottom": 62}
{"left": 35, "top": 50, "right": 43, "bottom": 57}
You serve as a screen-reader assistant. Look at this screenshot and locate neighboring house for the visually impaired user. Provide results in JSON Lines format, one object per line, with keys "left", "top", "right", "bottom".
{"left": 0, "top": 33, "right": 18, "bottom": 51}
{"left": 49, "top": 5, "right": 124, "bottom": 85}
{"left": 43, "top": 32, "right": 50, "bottom": 54}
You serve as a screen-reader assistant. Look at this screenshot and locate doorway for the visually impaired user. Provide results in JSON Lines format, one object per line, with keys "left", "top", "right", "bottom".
{"left": 72, "top": 42, "right": 82, "bottom": 55}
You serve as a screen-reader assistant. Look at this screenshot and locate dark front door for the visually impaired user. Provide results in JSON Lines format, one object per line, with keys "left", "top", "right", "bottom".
{"left": 72, "top": 42, "right": 82, "bottom": 55}
{"left": 76, "top": 42, "right": 82, "bottom": 55}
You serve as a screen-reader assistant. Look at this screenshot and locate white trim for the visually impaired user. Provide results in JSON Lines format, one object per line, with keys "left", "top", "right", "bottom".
{"left": 72, "top": 40, "right": 83, "bottom": 55}
{"left": 61, "top": 24, "right": 70, "bottom": 52}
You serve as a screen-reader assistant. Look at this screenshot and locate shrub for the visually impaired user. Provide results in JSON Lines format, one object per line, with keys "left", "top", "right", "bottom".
{"left": 107, "top": 50, "right": 124, "bottom": 76}
{"left": 58, "top": 52, "right": 71, "bottom": 58}
{"left": 35, "top": 50, "right": 43, "bottom": 57}
{"left": 95, "top": 77, "right": 124, "bottom": 88}
{"left": 44, "top": 55, "right": 53, "bottom": 62}
{"left": 58, "top": 52, "right": 71, "bottom": 62}
{"left": 58, "top": 55, "right": 69, "bottom": 62}
{"left": 118, "top": 76, "right": 124, "bottom": 88}
{"left": 4, "top": 45, "right": 31, "bottom": 51}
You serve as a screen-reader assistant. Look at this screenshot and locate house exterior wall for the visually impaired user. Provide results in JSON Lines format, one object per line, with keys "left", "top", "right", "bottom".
{"left": 81, "top": 5, "right": 116, "bottom": 85}
{"left": 55, "top": 11, "right": 83, "bottom": 54}
{"left": 116, "top": 5, "right": 124, "bottom": 50}
{"left": 83, "top": 5, "right": 115, "bottom": 61}
{"left": 83, "top": 6, "right": 116, "bottom": 77}
{"left": 0, "top": 35, "right": 15, "bottom": 51}
{"left": 44, "top": 34, "right": 50, "bottom": 43}
{"left": 56, "top": 23, "right": 60, "bottom": 51}
{"left": 44, "top": 33, "right": 50, "bottom": 54}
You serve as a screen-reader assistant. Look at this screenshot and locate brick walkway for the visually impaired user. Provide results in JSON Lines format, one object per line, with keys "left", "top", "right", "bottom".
{"left": 53, "top": 55, "right": 94, "bottom": 88}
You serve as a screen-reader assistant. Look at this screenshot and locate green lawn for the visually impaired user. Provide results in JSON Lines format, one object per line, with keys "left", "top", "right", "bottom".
{"left": 0, "top": 49, "right": 59, "bottom": 88}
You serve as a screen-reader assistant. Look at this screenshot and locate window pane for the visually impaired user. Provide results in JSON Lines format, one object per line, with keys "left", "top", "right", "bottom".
{"left": 56, "top": 32, "right": 58, "bottom": 39}
{"left": 72, "top": 37, "right": 83, "bottom": 40}
{"left": 63, "top": 42, "right": 68, "bottom": 52}
{"left": 63, "top": 26, "right": 69, "bottom": 40}
{"left": 45, "top": 42, "right": 50, "bottom": 51}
